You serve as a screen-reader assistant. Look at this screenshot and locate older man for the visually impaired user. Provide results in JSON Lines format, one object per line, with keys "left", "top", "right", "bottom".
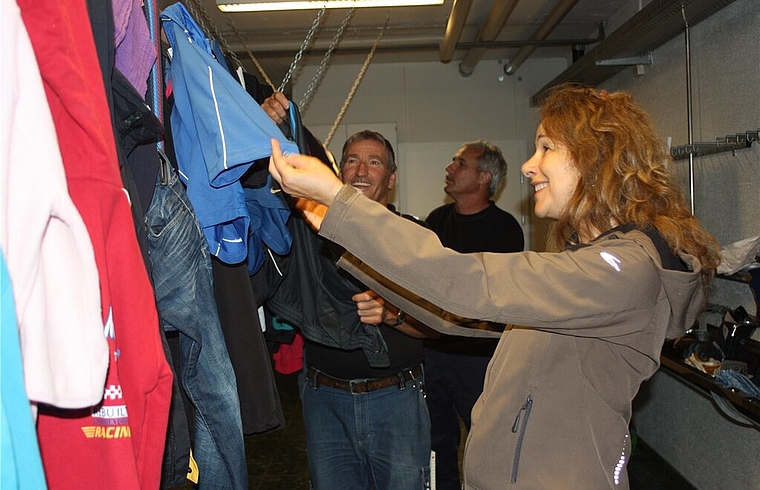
{"left": 263, "top": 93, "right": 433, "bottom": 490}
{"left": 425, "top": 141, "right": 524, "bottom": 490}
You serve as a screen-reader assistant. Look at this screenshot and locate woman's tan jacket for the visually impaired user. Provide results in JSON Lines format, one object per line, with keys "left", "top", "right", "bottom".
{"left": 318, "top": 185, "right": 705, "bottom": 489}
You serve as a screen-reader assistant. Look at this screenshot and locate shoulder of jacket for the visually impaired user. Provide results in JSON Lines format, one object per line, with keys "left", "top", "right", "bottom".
{"left": 591, "top": 227, "right": 656, "bottom": 253}
{"left": 593, "top": 227, "right": 686, "bottom": 272}
{"left": 602, "top": 227, "right": 649, "bottom": 242}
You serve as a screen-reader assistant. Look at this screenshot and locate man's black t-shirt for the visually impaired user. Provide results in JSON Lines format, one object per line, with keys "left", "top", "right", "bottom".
{"left": 425, "top": 201, "right": 524, "bottom": 352}
{"left": 306, "top": 205, "right": 425, "bottom": 379}
{"left": 425, "top": 201, "right": 524, "bottom": 254}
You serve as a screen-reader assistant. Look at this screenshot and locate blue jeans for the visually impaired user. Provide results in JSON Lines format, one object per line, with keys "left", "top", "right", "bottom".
{"left": 146, "top": 162, "right": 247, "bottom": 489}
{"left": 302, "top": 370, "right": 431, "bottom": 490}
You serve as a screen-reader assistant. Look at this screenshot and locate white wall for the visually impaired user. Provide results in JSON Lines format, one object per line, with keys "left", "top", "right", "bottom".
{"left": 291, "top": 57, "right": 566, "bottom": 247}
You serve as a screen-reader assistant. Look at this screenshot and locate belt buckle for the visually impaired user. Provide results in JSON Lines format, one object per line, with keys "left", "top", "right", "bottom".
{"left": 349, "top": 379, "right": 369, "bottom": 394}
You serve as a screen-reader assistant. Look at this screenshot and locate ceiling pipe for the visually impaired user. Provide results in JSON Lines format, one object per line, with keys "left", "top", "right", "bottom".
{"left": 503, "top": 0, "right": 581, "bottom": 75}
{"left": 458, "top": 0, "right": 520, "bottom": 77}
{"left": 246, "top": 27, "right": 605, "bottom": 58}
{"left": 439, "top": 0, "right": 474, "bottom": 63}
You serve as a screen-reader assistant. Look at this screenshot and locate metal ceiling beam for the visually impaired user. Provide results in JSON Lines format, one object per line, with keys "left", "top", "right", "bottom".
{"left": 242, "top": 28, "right": 605, "bottom": 58}
{"left": 439, "top": 0, "right": 474, "bottom": 63}
{"left": 503, "top": 0, "right": 581, "bottom": 75}
{"left": 458, "top": 0, "right": 520, "bottom": 77}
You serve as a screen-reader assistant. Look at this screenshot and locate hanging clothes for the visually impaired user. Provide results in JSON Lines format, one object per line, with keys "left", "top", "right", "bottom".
{"left": 212, "top": 257, "right": 287, "bottom": 434}
{"left": 92, "top": 2, "right": 202, "bottom": 485}
{"left": 261, "top": 102, "right": 391, "bottom": 367}
{"left": 272, "top": 330, "right": 305, "bottom": 375}
{"left": 160, "top": 86, "right": 286, "bottom": 438}
{"left": 111, "top": 68, "right": 163, "bottom": 216}
{"left": 18, "top": 0, "right": 173, "bottom": 488}
{"left": 159, "top": 2, "right": 298, "bottom": 264}
{"left": 1, "top": 0, "right": 107, "bottom": 412}
{"left": 244, "top": 175, "right": 292, "bottom": 275}
{"left": 267, "top": 215, "right": 390, "bottom": 368}
{"left": 112, "top": 0, "right": 155, "bottom": 98}
{"left": 146, "top": 158, "right": 248, "bottom": 489}
{"left": 86, "top": 0, "right": 156, "bottom": 271}
{"left": 159, "top": 2, "right": 290, "bottom": 437}
{"left": 1, "top": 256, "right": 47, "bottom": 489}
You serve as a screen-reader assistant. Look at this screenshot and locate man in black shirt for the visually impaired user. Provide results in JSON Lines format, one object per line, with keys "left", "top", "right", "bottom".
{"left": 261, "top": 95, "right": 434, "bottom": 490}
{"left": 425, "top": 140, "right": 524, "bottom": 490}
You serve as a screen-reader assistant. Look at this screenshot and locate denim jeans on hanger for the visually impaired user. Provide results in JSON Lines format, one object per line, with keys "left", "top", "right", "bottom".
{"left": 146, "top": 160, "right": 247, "bottom": 489}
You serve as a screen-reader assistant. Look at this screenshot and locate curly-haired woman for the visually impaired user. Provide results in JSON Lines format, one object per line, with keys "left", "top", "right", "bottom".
{"left": 268, "top": 84, "right": 720, "bottom": 489}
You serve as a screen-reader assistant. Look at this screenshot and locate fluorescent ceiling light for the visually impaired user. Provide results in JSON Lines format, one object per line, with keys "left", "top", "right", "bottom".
{"left": 218, "top": 0, "right": 443, "bottom": 13}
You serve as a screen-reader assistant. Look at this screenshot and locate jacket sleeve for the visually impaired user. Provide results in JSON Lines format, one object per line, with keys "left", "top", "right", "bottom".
{"left": 320, "top": 186, "right": 666, "bottom": 339}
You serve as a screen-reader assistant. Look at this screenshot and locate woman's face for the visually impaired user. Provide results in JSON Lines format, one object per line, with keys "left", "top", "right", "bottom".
{"left": 521, "top": 124, "right": 581, "bottom": 220}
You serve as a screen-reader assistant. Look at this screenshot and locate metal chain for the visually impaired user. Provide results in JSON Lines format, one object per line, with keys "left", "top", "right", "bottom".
{"left": 180, "top": 0, "right": 382, "bottom": 137}
{"left": 278, "top": 7, "right": 327, "bottom": 93}
{"left": 324, "top": 13, "right": 390, "bottom": 147}
{"left": 183, "top": 0, "right": 243, "bottom": 68}
{"left": 298, "top": 7, "right": 356, "bottom": 112}
{"left": 226, "top": 19, "right": 277, "bottom": 90}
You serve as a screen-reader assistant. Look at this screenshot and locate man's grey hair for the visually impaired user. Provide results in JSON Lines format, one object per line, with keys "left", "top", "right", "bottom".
{"left": 462, "top": 140, "right": 507, "bottom": 197}
{"left": 340, "top": 130, "right": 397, "bottom": 173}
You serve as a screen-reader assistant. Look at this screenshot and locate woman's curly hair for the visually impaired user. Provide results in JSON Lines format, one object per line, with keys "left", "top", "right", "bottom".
{"left": 539, "top": 84, "right": 720, "bottom": 274}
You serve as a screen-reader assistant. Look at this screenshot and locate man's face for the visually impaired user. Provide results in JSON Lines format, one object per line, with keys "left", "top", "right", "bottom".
{"left": 444, "top": 146, "right": 488, "bottom": 198}
{"left": 340, "top": 139, "right": 397, "bottom": 205}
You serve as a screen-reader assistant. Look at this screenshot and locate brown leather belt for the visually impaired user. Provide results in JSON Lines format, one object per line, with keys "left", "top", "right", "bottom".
{"left": 306, "top": 365, "right": 423, "bottom": 394}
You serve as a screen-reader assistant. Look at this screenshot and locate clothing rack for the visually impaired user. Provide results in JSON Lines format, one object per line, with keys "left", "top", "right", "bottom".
{"left": 671, "top": 129, "right": 759, "bottom": 160}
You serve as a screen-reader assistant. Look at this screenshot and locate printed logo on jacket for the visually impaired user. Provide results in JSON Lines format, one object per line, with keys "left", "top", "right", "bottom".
{"left": 81, "top": 308, "right": 132, "bottom": 440}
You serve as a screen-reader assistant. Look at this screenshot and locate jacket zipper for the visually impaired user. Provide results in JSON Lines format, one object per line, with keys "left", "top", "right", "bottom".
{"left": 510, "top": 394, "right": 533, "bottom": 483}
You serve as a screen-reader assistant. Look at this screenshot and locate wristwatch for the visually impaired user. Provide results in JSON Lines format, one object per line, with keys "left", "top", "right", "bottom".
{"left": 389, "top": 310, "right": 406, "bottom": 327}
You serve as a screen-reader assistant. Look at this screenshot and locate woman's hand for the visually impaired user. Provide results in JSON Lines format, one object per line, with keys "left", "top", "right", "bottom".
{"left": 269, "top": 139, "right": 344, "bottom": 209}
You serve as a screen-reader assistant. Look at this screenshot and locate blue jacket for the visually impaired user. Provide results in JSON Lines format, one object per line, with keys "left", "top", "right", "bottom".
{"left": 160, "top": 2, "right": 297, "bottom": 264}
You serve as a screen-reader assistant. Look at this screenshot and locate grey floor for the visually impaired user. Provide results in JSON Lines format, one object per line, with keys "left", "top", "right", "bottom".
{"left": 244, "top": 371, "right": 696, "bottom": 490}
{"left": 245, "top": 371, "right": 310, "bottom": 490}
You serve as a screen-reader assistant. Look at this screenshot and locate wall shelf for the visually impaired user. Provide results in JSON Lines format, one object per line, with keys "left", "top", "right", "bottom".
{"left": 530, "top": 0, "right": 738, "bottom": 106}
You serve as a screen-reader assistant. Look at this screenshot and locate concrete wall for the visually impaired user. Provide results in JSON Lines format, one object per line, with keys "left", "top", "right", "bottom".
{"left": 602, "top": 0, "right": 760, "bottom": 488}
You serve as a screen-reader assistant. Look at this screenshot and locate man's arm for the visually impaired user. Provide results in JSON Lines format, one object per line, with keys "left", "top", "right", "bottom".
{"left": 352, "top": 291, "right": 439, "bottom": 339}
